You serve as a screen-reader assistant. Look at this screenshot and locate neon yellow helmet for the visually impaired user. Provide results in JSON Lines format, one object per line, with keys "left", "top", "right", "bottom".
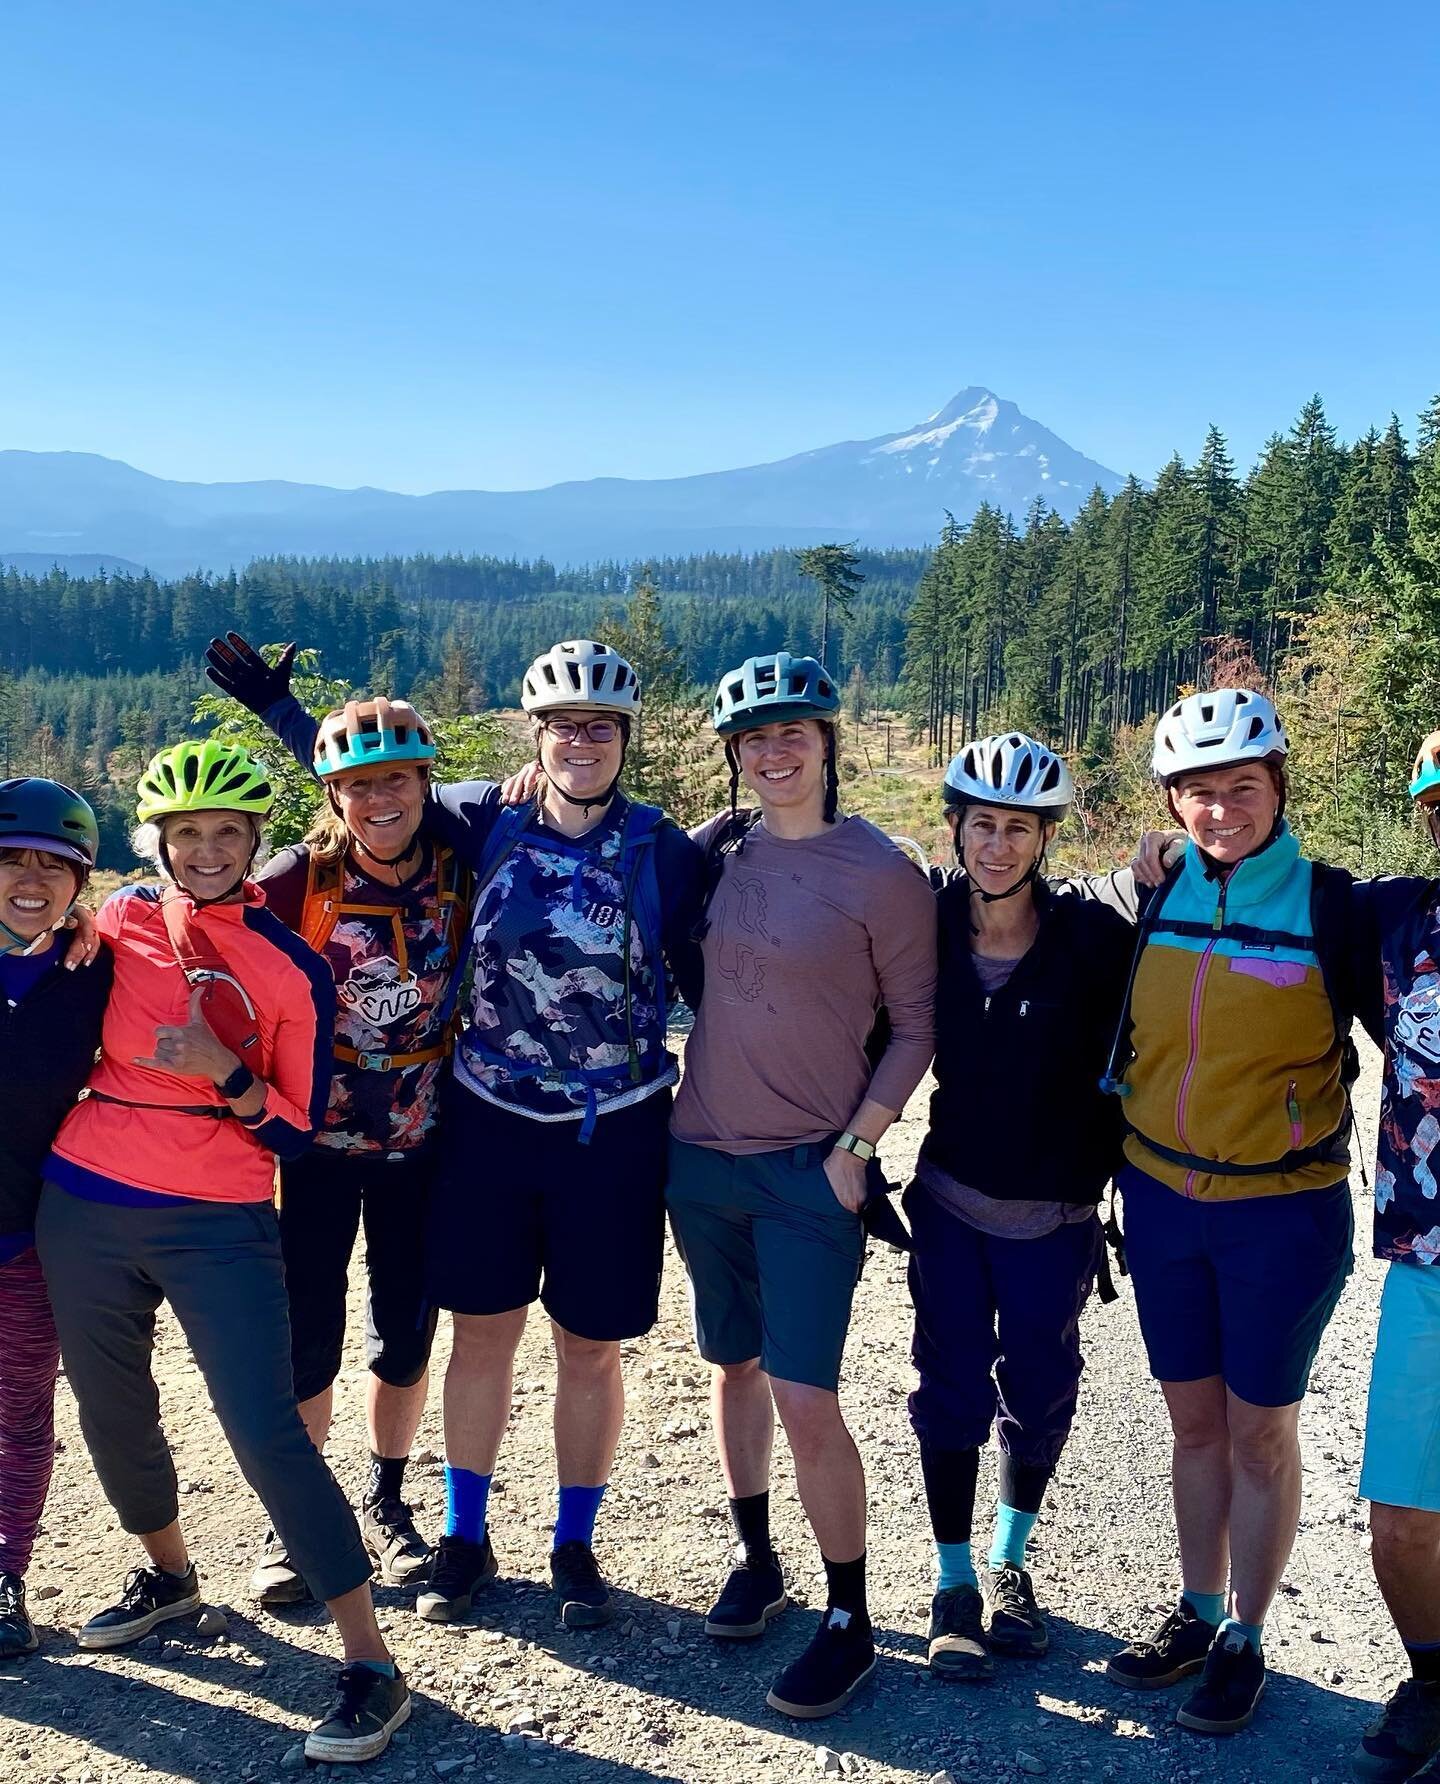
{"left": 136, "top": 740, "right": 274, "bottom": 824}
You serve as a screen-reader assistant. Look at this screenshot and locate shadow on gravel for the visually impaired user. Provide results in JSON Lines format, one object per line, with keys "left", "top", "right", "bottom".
{"left": 0, "top": 1611, "right": 483, "bottom": 1783}
{"left": 489, "top": 1589, "right": 1383, "bottom": 1784}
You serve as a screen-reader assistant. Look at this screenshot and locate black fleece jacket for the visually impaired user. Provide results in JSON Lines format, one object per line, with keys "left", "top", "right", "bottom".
{"left": 0, "top": 944, "right": 113, "bottom": 1238}
{"left": 920, "top": 874, "right": 1132, "bottom": 1206}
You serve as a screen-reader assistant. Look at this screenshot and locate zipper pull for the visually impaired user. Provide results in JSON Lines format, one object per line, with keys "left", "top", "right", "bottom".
{"left": 1019, "top": 999, "right": 1030, "bottom": 1017}
{"left": 1287, "top": 1081, "right": 1301, "bottom": 1125}
{"left": 983, "top": 994, "right": 992, "bottom": 1014}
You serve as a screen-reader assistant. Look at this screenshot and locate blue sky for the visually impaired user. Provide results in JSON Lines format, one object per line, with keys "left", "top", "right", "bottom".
{"left": 2, "top": 0, "right": 1436, "bottom": 493}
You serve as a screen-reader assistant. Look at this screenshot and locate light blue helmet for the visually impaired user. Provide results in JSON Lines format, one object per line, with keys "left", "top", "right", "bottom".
{"left": 313, "top": 698, "right": 437, "bottom": 780}
{"left": 711, "top": 652, "right": 840, "bottom": 737}
{"left": 1412, "top": 738, "right": 1440, "bottom": 805}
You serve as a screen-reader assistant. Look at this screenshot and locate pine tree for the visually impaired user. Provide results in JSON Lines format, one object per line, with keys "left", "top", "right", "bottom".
{"left": 795, "top": 543, "right": 865, "bottom": 666}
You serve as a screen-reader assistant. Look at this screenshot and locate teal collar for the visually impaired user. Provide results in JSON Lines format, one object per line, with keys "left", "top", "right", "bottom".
{"left": 1179, "top": 821, "right": 1300, "bottom": 911}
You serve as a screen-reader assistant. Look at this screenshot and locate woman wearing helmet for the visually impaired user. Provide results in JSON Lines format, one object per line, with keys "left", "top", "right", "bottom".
{"left": 204, "top": 634, "right": 705, "bottom": 1632}
{"left": 907, "top": 735, "right": 1131, "bottom": 1683}
{"left": 229, "top": 696, "right": 463, "bottom": 1610}
{"left": 667, "top": 651, "right": 936, "bottom": 1720}
{"left": 0, "top": 780, "right": 112, "bottom": 1658}
{"left": 1091, "top": 689, "right": 1364, "bottom": 1737}
{"left": 33, "top": 740, "right": 411, "bottom": 1765}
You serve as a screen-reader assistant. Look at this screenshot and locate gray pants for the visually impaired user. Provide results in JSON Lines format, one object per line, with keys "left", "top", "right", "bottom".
{"left": 35, "top": 1184, "right": 371, "bottom": 1604}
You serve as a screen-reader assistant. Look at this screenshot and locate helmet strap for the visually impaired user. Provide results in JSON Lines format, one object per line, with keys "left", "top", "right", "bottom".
{"left": 158, "top": 819, "right": 259, "bottom": 908}
{"left": 536, "top": 728, "right": 628, "bottom": 822}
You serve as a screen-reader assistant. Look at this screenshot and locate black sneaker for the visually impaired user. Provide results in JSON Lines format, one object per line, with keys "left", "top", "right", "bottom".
{"left": 765, "top": 1607, "right": 877, "bottom": 1719}
{"left": 248, "top": 1529, "right": 312, "bottom": 1607}
{"left": 982, "top": 1563, "right": 1048, "bottom": 1658}
{"left": 1175, "top": 1627, "right": 1266, "bottom": 1734}
{"left": 304, "top": 1663, "right": 411, "bottom": 1764}
{"left": 77, "top": 1564, "right": 203, "bottom": 1650}
{"left": 361, "top": 1496, "right": 432, "bottom": 1587}
{"left": 415, "top": 1533, "right": 497, "bottom": 1624}
{"left": 1106, "top": 1601, "right": 1217, "bottom": 1689}
{"left": 927, "top": 1583, "right": 992, "bottom": 1681}
{"left": 550, "top": 1540, "right": 614, "bottom": 1629}
{"left": 1353, "top": 1678, "right": 1440, "bottom": 1781}
{"left": 0, "top": 1571, "right": 38, "bottom": 1657}
{"left": 705, "top": 1550, "right": 788, "bottom": 1640}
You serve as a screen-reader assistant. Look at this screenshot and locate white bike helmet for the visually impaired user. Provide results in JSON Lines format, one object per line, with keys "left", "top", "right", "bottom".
{"left": 1151, "top": 689, "right": 1288, "bottom": 784}
{"left": 521, "top": 640, "right": 641, "bottom": 715}
{"left": 943, "top": 733, "right": 1073, "bottom": 817}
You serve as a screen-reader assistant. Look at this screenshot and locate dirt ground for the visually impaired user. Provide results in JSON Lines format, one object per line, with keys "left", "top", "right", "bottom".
{"left": 0, "top": 1043, "right": 1397, "bottom": 1784}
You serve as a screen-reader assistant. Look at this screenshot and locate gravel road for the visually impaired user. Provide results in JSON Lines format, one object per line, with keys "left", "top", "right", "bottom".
{"left": 0, "top": 1043, "right": 1394, "bottom": 1784}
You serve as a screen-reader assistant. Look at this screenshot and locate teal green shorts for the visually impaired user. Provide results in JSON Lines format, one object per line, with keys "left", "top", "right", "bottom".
{"left": 1360, "top": 1260, "right": 1440, "bottom": 1513}
{"left": 665, "top": 1137, "right": 864, "bottom": 1392}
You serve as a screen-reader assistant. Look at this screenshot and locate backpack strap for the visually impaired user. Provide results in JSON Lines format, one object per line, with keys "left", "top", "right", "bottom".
{"left": 1099, "top": 863, "right": 1182, "bottom": 1098}
{"left": 1309, "top": 858, "right": 1368, "bottom": 1184}
{"left": 616, "top": 803, "right": 669, "bottom": 1083}
{"left": 299, "top": 849, "right": 346, "bottom": 954}
{"left": 159, "top": 892, "right": 263, "bottom": 1064}
{"left": 437, "top": 802, "right": 537, "bottom": 1029}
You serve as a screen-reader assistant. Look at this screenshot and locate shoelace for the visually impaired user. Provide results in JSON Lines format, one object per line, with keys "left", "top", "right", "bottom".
{"left": 989, "top": 1570, "right": 1035, "bottom": 1620}
{"left": 0, "top": 1577, "right": 24, "bottom": 1618}
{"left": 429, "top": 1535, "right": 482, "bottom": 1589}
{"left": 1134, "top": 1607, "right": 1190, "bottom": 1654}
{"left": 1381, "top": 1679, "right": 1439, "bottom": 1738}
{"left": 371, "top": 1500, "right": 423, "bottom": 1546}
{"left": 330, "top": 1664, "right": 384, "bottom": 1726}
{"left": 117, "top": 1567, "right": 164, "bottom": 1610}
{"left": 554, "top": 1545, "right": 604, "bottom": 1593}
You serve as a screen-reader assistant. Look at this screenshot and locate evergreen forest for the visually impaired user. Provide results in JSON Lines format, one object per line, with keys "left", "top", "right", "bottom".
{"left": 3, "top": 392, "right": 1438, "bottom": 877}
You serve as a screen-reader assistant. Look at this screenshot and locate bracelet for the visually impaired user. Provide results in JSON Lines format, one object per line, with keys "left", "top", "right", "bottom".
{"left": 217, "top": 1062, "right": 256, "bottom": 1101}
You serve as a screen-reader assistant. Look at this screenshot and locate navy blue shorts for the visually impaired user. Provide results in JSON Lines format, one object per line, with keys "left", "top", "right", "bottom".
{"left": 425, "top": 1083, "right": 670, "bottom": 1341}
{"left": 1118, "top": 1163, "right": 1353, "bottom": 1407}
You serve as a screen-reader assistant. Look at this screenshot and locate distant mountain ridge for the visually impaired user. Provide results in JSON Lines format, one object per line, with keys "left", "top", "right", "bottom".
{"left": 0, "top": 387, "right": 1126, "bottom": 576}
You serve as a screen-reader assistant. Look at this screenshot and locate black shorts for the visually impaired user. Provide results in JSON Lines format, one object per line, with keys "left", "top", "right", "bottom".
{"left": 278, "top": 1147, "right": 439, "bottom": 1402}
{"left": 425, "top": 1085, "right": 670, "bottom": 1341}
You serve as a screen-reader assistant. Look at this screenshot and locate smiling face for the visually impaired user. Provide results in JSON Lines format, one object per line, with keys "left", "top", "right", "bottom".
{"left": 951, "top": 804, "right": 1052, "bottom": 897}
{"left": 1169, "top": 760, "right": 1281, "bottom": 865}
{"left": 0, "top": 846, "right": 80, "bottom": 944}
{"left": 736, "top": 718, "right": 828, "bottom": 813}
{"left": 536, "top": 710, "right": 626, "bottom": 805}
{"left": 161, "top": 810, "right": 256, "bottom": 899}
{"left": 331, "top": 762, "right": 427, "bottom": 861}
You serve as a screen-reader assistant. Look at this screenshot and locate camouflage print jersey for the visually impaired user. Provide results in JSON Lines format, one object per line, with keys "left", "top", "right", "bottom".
{"left": 260, "top": 843, "right": 460, "bottom": 1157}
{"left": 1376, "top": 894, "right": 1440, "bottom": 1266}
{"left": 452, "top": 802, "right": 676, "bottom": 1123}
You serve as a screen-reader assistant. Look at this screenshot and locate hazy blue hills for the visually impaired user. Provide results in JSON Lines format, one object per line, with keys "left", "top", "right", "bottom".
{"left": 0, "top": 388, "right": 1126, "bottom": 576}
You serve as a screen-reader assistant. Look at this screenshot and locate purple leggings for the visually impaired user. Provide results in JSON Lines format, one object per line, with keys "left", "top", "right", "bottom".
{"left": 0, "top": 1247, "right": 61, "bottom": 1576}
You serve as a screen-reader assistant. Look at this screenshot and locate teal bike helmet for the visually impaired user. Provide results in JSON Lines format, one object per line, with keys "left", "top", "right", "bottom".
{"left": 0, "top": 777, "right": 99, "bottom": 872}
{"left": 314, "top": 697, "right": 438, "bottom": 780}
{"left": 711, "top": 652, "right": 840, "bottom": 736}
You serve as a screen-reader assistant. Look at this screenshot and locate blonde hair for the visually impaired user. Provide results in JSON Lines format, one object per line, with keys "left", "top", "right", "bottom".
{"left": 130, "top": 816, "right": 269, "bottom": 876}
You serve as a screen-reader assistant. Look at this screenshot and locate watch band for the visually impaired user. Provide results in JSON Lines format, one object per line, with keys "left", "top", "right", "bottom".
{"left": 217, "top": 1062, "right": 256, "bottom": 1101}
{"left": 835, "top": 1131, "right": 876, "bottom": 1161}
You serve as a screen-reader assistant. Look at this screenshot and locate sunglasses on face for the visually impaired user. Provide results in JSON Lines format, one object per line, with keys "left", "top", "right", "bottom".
{"left": 542, "top": 718, "right": 620, "bottom": 744}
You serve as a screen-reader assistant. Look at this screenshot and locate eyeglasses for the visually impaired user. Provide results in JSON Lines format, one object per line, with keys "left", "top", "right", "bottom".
{"left": 541, "top": 717, "right": 620, "bottom": 744}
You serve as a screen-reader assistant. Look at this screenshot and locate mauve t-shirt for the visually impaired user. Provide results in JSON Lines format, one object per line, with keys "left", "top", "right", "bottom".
{"left": 671, "top": 814, "right": 937, "bottom": 1154}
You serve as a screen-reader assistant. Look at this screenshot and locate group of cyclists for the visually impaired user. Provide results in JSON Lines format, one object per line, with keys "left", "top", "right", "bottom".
{"left": 0, "top": 626, "right": 1436, "bottom": 1780}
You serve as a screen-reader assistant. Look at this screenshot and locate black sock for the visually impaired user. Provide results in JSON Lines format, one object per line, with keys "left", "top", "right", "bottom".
{"left": 368, "top": 1453, "right": 407, "bottom": 1504}
{"left": 728, "top": 1490, "right": 774, "bottom": 1563}
{"left": 1407, "top": 1640, "right": 1440, "bottom": 1683}
{"left": 822, "top": 1552, "right": 868, "bottom": 1621}
{"left": 996, "top": 1453, "right": 1052, "bottom": 1517}
{"left": 919, "top": 1443, "right": 980, "bottom": 1544}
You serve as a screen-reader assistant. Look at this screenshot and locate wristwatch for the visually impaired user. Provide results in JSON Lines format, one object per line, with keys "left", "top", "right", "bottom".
{"left": 834, "top": 1131, "right": 876, "bottom": 1161}
{"left": 217, "top": 1062, "right": 256, "bottom": 1101}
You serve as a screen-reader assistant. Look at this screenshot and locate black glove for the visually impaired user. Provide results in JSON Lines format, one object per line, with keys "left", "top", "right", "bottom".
{"left": 204, "top": 632, "right": 296, "bottom": 713}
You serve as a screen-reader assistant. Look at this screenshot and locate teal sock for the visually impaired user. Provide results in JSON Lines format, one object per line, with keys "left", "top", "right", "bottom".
{"left": 935, "top": 1540, "right": 977, "bottom": 1592}
{"left": 353, "top": 1659, "right": 396, "bottom": 1678}
{"left": 1218, "top": 1615, "right": 1264, "bottom": 1653}
{"left": 1182, "top": 1589, "right": 1226, "bottom": 1627}
{"left": 988, "top": 1504, "right": 1038, "bottom": 1570}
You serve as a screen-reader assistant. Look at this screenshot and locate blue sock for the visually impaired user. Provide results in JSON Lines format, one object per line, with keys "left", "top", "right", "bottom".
{"left": 989, "top": 1504, "right": 1038, "bottom": 1570}
{"left": 554, "top": 1483, "right": 606, "bottom": 1550}
{"left": 935, "top": 1540, "right": 977, "bottom": 1592}
{"left": 1218, "top": 1614, "right": 1264, "bottom": 1653}
{"left": 1182, "top": 1589, "right": 1226, "bottom": 1627}
{"left": 443, "top": 1465, "right": 491, "bottom": 1543}
{"left": 352, "top": 1658, "right": 396, "bottom": 1678}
